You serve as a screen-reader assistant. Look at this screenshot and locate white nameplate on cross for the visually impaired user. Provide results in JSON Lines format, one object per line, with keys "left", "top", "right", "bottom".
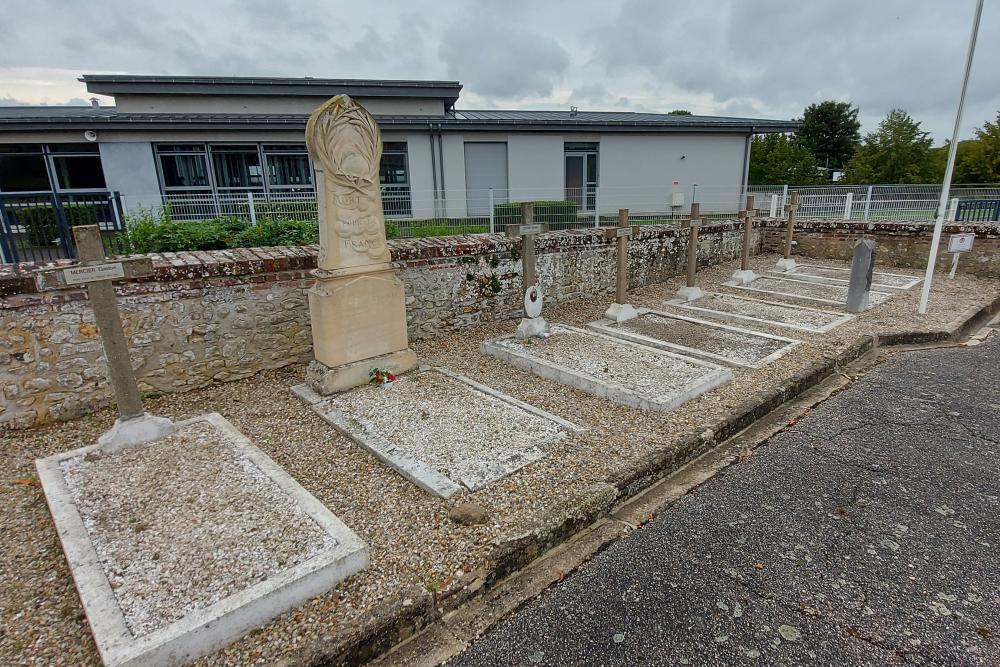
{"left": 612, "top": 227, "right": 633, "bottom": 238}
{"left": 63, "top": 262, "right": 126, "bottom": 285}
{"left": 515, "top": 223, "right": 543, "bottom": 236}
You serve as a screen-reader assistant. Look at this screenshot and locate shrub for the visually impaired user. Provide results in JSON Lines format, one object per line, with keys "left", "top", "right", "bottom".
{"left": 493, "top": 200, "right": 579, "bottom": 232}
{"left": 16, "top": 203, "right": 101, "bottom": 246}
{"left": 233, "top": 218, "right": 318, "bottom": 247}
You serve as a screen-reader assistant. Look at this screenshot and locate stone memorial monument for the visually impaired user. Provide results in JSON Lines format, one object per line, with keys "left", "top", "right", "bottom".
{"left": 304, "top": 95, "right": 417, "bottom": 394}
{"left": 846, "top": 239, "right": 877, "bottom": 313}
{"left": 604, "top": 208, "right": 639, "bottom": 322}
{"left": 35, "top": 225, "right": 174, "bottom": 452}
{"left": 729, "top": 195, "right": 760, "bottom": 285}
{"left": 673, "top": 202, "right": 705, "bottom": 302}
{"left": 507, "top": 203, "right": 550, "bottom": 339}
{"left": 774, "top": 190, "right": 800, "bottom": 273}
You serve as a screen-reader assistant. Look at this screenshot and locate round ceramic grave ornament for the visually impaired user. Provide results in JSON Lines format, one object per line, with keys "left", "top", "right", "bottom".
{"left": 524, "top": 285, "right": 543, "bottom": 318}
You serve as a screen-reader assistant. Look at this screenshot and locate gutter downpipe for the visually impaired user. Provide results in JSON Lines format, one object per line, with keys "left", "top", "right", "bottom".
{"left": 429, "top": 125, "right": 439, "bottom": 218}
{"left": 436, "top": 124, "right": 446, "bottom": 219}
{"left": 740, "top": 128, "right": 754, "bottom": 204}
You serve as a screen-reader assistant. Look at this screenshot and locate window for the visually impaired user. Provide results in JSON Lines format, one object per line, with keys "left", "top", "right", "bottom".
{"left": 156, "top": 144, "right": 211, "bottom": 190}
{"left": 379, "top": 142, "right": 410, "bottom": 217}
{"left": 263, "top": 144, "right": 312, "bottom": 189}
{"left": 210, "top": 144, "right": 263, "bottom": 190}
{"left": 564, "top": 142, "right": 599, "bottom": 211}
{"left": 0, "top": 145, "right": 48, "bottom": 192}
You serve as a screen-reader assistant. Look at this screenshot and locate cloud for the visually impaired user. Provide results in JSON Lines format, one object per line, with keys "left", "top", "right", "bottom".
{"left": 0, "top": 0, "right": 997, "bottom": 139}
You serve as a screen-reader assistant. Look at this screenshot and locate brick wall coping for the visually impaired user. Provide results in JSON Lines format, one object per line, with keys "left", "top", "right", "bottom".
{"left": 0, "top": 221, "right": 753, "bottom": 298}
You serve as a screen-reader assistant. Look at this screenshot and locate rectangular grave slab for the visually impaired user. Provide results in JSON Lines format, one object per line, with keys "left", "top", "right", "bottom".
{"left": 293, "top": 367, "right": 583, "bottom": 498}
{"left": 668, "top": 292, "right": 853, "bottom": 334}
{"left": 35, "top": 413, "right": 368, "bottom": 667}
{"left": 772, "top": 264, "right": 922, "bottom": 290}
{"left": 588, "top": 309, "right": 801, "bottom": 368}
{"left": 726, "top": 276, "right": 893, "bottom": 309}
{"left": 481, "top": 324, "right": 732, "bottom": 412}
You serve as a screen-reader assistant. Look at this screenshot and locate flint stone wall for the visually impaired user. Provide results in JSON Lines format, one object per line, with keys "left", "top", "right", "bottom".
{"left": 0, "top": 222, "right": 760, "bottom": 429}
{"left": 761, "top": 219, "right": 1000, "bottom": 278}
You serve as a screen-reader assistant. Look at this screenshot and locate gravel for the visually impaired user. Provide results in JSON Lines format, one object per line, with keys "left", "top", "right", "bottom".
{"left": 1, "top": 252, "right": 996, "bottom": 667}
{"left": 325, "top": 369, "right": 569, "bottom": 491}
{"left": 61, "top": 420, "right": 339, "bottom": 638}
{"left": 613, "top": 313, "right": 792, "bottom": 366}
{"left": 734, "top": 276, "right": 893, "bottom": 305}
{"left": 669, "top": 292, "right": 848, "bottom": 331}
{"left": 787, "top": 264, "right": 919, "bottom": 288}
{"left": 492, "top": 324, "right": 711, "bottom": 399}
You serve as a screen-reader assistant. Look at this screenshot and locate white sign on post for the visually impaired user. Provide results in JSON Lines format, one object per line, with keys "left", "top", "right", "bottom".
{"left": 948, "top": 233, "right": 975, "bottom": 253}
{"left": 63, "top": 262, "right": 126, "bottom": 285}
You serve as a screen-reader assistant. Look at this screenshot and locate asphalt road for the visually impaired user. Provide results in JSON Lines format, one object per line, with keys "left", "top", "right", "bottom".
{"left": 449, "top": 335, "right": 1000, "bottom": 666}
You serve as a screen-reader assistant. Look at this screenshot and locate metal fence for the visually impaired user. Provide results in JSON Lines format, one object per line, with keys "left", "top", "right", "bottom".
{"left": 3, "top": 182, "right": 998, "bottom": 263}
{"left": 0, "top": 191, "right": 126, "bottom": 263}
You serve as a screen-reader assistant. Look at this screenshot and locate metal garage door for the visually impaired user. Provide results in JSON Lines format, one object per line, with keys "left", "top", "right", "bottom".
{"left": 464, "top": 142, "right": 508, "bottom": 216}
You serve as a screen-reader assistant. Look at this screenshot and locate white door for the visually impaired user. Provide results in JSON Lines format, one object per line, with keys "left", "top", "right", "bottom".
{"left": 464, "top": 142, "right": 508, "bottom": 216}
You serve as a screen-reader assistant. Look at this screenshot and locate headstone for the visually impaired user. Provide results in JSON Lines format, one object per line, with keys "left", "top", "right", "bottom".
{"left": 507, "top": 204, "right": 550, "bottom": 339}
{"left": 674, "top": 202, "right": 705, "bottom": 302}
{"left": 774, "top": 190, "right": 800, "bottom": 272}
{"left": 846, "top": 239, "right": 877, "bottom": 312}
{"left": 303, "top": 95, "right": 417, "bottom": 395}
{"left": 604, "top": 208, "right": 639, "bottom": 322}
{"left": 54, "top": 226, "right": 174, "bottom": 452}
{"left": 729, "top": 195, "right": 760, "bottom": 285}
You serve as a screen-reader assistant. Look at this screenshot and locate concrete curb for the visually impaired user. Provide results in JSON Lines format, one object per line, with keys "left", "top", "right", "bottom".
{"left": 280, "top": 296, "right": 998, "bottom": 666}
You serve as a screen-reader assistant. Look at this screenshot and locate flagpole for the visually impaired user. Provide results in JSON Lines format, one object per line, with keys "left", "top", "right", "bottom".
{"left": 918, "top": 0, "right": 984, "bottom": 314}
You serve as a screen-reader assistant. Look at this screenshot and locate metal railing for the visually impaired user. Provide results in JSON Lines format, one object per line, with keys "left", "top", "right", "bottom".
{"left": 0, "top": 191, "right": 125, "bottom": 263}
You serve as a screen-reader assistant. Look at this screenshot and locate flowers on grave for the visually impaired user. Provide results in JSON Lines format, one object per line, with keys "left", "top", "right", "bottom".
{"left": 369, "top": 368, "right": 397, "bottom": 386}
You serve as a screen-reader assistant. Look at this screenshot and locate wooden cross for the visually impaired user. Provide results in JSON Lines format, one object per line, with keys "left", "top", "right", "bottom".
{"left": 685, "top": 202, "right": 702, "bottom": 288}
{"left": 782, "top": 190, "right": 800, "bottom": 260}
{"left": 37, "top": 226, "right": 154, "bottom": 422}
{"left": 604, "top": 208, "right": 639, "bottom": 305}
{"left": 506, "top": 202, "right": 547, "bottom": 297}
{"left": 739, "top": 195, "right": 756, "bottom": 272}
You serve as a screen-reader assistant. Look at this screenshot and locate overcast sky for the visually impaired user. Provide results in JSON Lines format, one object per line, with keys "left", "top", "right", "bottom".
{"left": 1, "top": 0, "right": 998, "bottom": 142}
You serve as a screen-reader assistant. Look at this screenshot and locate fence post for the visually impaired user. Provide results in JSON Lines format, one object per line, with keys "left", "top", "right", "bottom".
{"left": 247, "top": 191, "right": 258, "bottom": 226}
{"left": 863, "top": 185, "right": 873, "bottom": 221}
{"left": 594, "top": 187, "right": 601, "bottom": 227}
{"left": 843, "top": 192, "right": 854, "bottom": 220}
{"left": 50, "top": 193, "right": 74, "bottom": 258}
{"left": 769, "top": 194, "right": 778, "bottom": 218}
{"left": 488, "top": 188, "right": 495, "bottom": 234}
{"left": 0, "top": 205, "right": 11, "bottom": 264}
{"left": 947, "top": 197, "right": 959, "bottom": 221}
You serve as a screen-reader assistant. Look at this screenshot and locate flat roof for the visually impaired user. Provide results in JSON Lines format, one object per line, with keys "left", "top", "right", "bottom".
{"left": 0, "top": 106, "right": 798, "bottom": 134}
{"left": 80, "top": 74, "right": 463, "bottom": 106}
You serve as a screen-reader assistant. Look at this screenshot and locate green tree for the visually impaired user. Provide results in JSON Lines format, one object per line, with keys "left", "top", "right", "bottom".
{"left": 931, "top": 140, "right": 992, "bottom": 183}
{"left": 748, "top": 134, "right": 822, "bottom": 185}
{"left": 797, "top": 101, "right": 861, "bottom": 171}
{"left": 667, "top": 109, "right": 692, "bottom": 115}
{"left": 969, "top": 110, "right": 1000, "bottom": 181}
{"left": 842, "top": 109, "right": 938, "bottom": 183}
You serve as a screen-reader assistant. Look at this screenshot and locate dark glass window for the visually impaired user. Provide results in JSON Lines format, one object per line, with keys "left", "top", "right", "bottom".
{"left": 48, "top": 143, "right": 100, "bottom": 154}
{"left": 266, "top": 154, "right": 312, "bottom": 187}
{"left": 564, "top": 142, "right": 599, "bottom": 152}
{"left": 160, "top": 153, "right": 210, "bottom": 188}
{"left": 379, "top": 142, "right": 409, "bottom": 186}
{"left": 211, "top": 145, "right": 262, "bottom": 189}
{"left": 0, "top": 144, "right": 44, "bottom": 154}
{"left": 0, "top": 154, "right": 50, "bottom": 191}
{"left": 156, "top": 144, "right": 207, "bottom": 153}
{"left": 52, "top": 155, "right": 106, "bottom": 190}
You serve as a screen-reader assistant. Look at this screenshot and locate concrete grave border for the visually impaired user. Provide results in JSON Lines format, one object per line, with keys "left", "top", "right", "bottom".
{"left": 481, "top": 324, "right": 733, "bottom": 413}
{"left": 768, "top": 264, "right": 923, "bottom": 291}
{"left": 293, "top": 367, "right": 584, "bottom": 499}
{"left": 35, "top": 412, "right": 369, "bottom": 667}
{"left": 587, "top": 308, "right": 802, "bottom": 369}
{"left": 726, "top": 275, "right": 893, "bottom": 308}
{"left": 668, "top": 292, "right": 855, "bottom": 334}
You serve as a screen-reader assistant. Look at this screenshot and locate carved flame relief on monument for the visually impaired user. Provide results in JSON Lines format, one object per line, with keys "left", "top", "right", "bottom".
{"left": 306, "top": 95, "right": 389, "bottom": 265}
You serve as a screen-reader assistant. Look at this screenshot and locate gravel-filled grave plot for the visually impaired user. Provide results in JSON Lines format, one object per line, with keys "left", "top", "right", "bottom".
{"left": 588, "top": 309, "right": 801, "bottom": 368}
{"left": 776, "top": 264, "right": 923, "bottom": 290}
{"left": 295, "top": 367, "right": 582, "bottom": 498}
{"left": 731, "top": 275, "right": 893, "bottom": 308}
{"left": 666, "top": 292, "right": 854, "bottom": 333}
{"left": 481, "top": 324, "right": 733, "bottom": 412}
{"left": 35, "top": 413, "right": 367, "bottom": 667}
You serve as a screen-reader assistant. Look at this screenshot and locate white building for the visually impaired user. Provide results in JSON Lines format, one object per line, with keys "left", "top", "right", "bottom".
{"left": 0, "top": 75, "right": 796, "bottom": 258}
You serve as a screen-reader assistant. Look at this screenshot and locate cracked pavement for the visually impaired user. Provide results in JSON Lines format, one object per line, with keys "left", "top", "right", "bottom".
{"left": 448, "top": 334, "right": 1000, "bottom": 666}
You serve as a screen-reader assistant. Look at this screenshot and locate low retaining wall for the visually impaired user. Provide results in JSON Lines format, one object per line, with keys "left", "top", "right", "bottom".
{"left": 762, "top": 219, "right": 1000, "bottom": 278}
{"left": 0, "top": 222, "right": 760, "bottom": 428}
